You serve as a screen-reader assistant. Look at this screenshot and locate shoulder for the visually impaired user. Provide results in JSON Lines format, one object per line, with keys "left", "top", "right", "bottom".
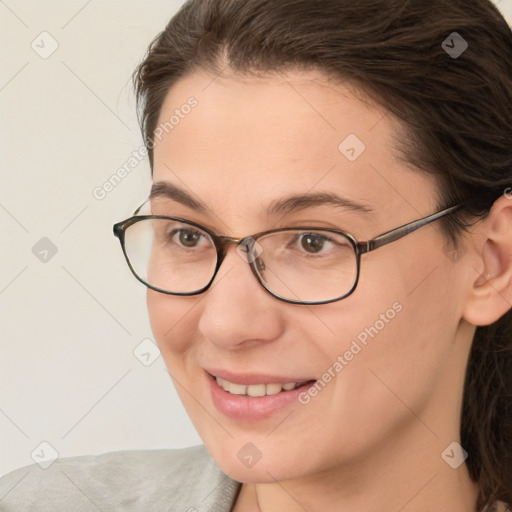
{"left": 0, "top": 445, "right": 240, "bottom": 512}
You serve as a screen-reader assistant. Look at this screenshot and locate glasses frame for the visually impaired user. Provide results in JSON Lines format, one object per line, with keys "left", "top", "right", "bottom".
{"left": 113, "top": 203, "right": 462, "bottom": 305}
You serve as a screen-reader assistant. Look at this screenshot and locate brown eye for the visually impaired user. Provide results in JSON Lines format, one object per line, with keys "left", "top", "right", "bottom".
{"left": 300, "top": 234, "right": 327, "bottom": 253}
{"left": 177, "top": 229, "right": 203, "bottom": 247}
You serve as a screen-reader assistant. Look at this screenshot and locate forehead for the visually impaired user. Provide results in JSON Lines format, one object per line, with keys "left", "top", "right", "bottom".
{"left": 155, "top": 69, "right": 386, "bottom": 158}
{"left": 151, "top": 69, "right": 437, "bottom": 220}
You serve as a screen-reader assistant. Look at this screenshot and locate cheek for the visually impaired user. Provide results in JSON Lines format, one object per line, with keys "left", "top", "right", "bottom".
{"left": 146, "top": 290, "right": 199, "bottom": 359}
{"left": 316, "top": 252, "right": 461, "bottom": 428}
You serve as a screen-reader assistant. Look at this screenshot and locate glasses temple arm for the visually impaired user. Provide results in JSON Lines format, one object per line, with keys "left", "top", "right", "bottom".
{"left": 357, "top": 204, "right": 462, "bottom": 254}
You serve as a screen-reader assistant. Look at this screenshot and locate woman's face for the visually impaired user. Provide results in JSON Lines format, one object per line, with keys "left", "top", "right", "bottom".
{"left": 147, "top": 69, "right": 472, "bottom": 483}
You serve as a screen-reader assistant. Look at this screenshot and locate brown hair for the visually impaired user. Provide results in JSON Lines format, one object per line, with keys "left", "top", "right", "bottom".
{"left": 132, "top": 0, "right": 512, "bottom": 508}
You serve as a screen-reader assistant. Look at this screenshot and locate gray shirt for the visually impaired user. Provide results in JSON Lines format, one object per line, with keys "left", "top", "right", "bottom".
{"left": 0, "top": 445, "right": 241, "bottom": 512}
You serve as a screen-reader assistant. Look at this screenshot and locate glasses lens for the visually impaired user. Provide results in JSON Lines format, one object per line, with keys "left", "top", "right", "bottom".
{"left": 254, "top": 229, "right": 357, "bottom": 303}
{"left": 123, "top": 218, "right": 217, "bottom": 293}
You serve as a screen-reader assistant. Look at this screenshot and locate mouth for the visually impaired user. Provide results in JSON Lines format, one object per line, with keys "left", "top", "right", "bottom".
{"left": 214, "top": 376, "right": 312, "bottom": 397}
{"left": 205, "top": 370, "right": 317, "bottom": 420}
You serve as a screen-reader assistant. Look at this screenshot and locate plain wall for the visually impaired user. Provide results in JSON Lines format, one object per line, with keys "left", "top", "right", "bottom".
{"left": 1, "top": 0, "right": 511, "bottom": 477}
{"left": 0, "top": 0, "right": 202, "bottom": 478}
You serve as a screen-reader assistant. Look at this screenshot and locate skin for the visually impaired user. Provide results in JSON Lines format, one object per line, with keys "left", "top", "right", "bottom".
{"left": 146, "top": 68, "right": 512, "bottom": 511}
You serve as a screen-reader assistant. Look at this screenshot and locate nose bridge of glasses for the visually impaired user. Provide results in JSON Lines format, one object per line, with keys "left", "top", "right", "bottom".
{"left": 213, "top": 235, "right": 264, "bottom": 268}
{"left": 216, "top": 234, "right": 245, "bottom": 245}
{"left": 215, "top": 234, "right": 255, "bottom": 251}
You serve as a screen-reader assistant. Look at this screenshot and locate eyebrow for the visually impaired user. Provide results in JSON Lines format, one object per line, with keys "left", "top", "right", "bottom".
{"left": 149, "top": 181, "right": 372, "bottom": 216}
{"left": 267, "top": 192, "right": 373, "bottom": 216}
{"left": 150, "top": 181, "right": 207, "bottom": 213}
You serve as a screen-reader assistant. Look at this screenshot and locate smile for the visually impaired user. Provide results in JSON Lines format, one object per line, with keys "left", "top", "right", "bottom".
{"left": 215, "top": 377, "right": 309, "bottom": 397}
{"left": 206, "top": 370, "right": 317, "bottom": 420}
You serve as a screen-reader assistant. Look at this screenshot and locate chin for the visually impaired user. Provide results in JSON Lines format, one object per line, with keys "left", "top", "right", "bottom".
{"left": 211, "top": 449, "right": 301, "bottom": 484}
{"left": 198, "top": 431, "right": 316, "bottom": 484}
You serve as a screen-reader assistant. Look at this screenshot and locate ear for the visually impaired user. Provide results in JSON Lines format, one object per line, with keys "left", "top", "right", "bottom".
{"left": 463, "top": 195, "right": 512, "bottom": 326}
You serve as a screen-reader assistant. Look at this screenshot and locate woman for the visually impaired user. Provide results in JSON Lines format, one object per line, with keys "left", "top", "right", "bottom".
{"left": 1, "top": 0, "right": 511, "bottom": 510}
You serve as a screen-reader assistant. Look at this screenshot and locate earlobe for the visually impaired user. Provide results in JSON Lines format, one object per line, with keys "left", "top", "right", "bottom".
{"left": 462, "top": 196, "right": 512, "bottom": 327}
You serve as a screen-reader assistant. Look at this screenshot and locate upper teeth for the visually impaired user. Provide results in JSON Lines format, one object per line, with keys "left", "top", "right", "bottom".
{"left": 215, "top": 377, "right": 303, "bottom": 397}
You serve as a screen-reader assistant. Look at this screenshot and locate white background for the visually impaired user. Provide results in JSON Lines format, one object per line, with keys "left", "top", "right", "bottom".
{"left": 1, "top": 0, "right": 511, "bottom": 477}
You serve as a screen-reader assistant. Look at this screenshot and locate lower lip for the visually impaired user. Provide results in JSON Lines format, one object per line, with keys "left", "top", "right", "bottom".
{"left": 206, "top": 372, "right": 316, "bottom": 421}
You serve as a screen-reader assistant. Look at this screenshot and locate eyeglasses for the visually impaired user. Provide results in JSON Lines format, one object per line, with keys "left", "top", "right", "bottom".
{"left": 113, "top": 203, "right": 462, "bottom": 305}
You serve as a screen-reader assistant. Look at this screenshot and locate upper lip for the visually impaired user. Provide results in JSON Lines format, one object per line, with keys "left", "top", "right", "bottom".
{"left": 205, "top": 368, "right": 316, "bottom": 385}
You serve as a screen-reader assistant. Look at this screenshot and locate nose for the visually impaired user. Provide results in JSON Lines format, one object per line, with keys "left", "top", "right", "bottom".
{"left": 197, "top": 247, "right": 285, "bottom": 351}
